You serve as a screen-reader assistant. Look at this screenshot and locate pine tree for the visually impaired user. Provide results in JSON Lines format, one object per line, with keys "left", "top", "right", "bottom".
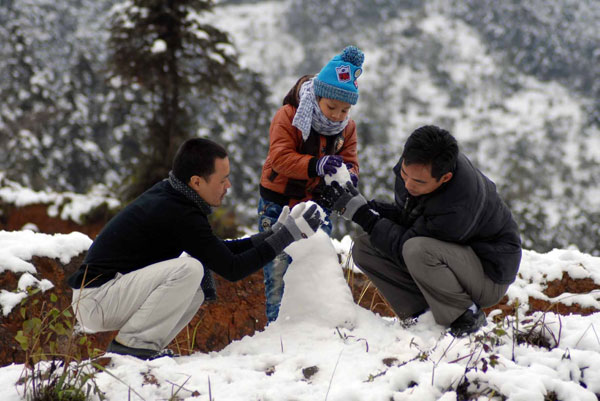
{"left": 108, "top": 0, "right": 239, "bottom": 199}
{"left": 0, "top": 0, "right": 123, "bottom": 192}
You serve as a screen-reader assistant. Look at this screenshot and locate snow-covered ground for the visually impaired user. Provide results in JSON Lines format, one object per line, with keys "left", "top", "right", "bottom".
{"left": 0, "top": 173, "right": 120, "bottom": 226}
{"left": 1, "top": 228, "right": 600, "bottom": 400}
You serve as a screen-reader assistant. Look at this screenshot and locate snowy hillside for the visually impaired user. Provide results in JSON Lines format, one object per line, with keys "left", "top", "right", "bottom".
{"left": 2, "top": 0, "right": 600, "bottom": 252}
{"left": 2, "top": 228, "right": 600, "bottom": 400}
{"left": 205, "top": 0, "right": 600, "bottom": 254}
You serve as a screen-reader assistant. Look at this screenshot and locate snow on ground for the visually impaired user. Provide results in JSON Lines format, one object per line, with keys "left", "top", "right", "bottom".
{"left": 1, "top": 229, "right": 600, "bottom": 400}
{"left": 0, "top": 173, "right": 120, "bottom": 225}
{"left": 0, "top": 230, "right": 91, "bottom": 316}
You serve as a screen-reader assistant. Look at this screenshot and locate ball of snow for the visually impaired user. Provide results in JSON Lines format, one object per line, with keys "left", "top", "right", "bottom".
{"left": 324, "top": 162, "right": 351, "bottom": 186}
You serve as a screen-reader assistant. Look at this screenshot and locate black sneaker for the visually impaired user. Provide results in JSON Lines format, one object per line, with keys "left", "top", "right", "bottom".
{"left": 450, "top": 308, "right": 487, "bottom": 337}
{"left": 106, "top": 339, "right": 177, "bottom": 360}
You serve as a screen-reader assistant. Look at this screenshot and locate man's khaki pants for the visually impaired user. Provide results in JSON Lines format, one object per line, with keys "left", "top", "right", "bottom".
{"left": 72, "top": 257, "right": 205, "bottom": 351}
{"left": 352, "top": 234, "right": 508, "bottom": 325}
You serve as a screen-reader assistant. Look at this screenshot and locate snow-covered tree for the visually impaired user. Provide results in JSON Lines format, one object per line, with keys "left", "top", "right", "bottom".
{"left": 0, "top": 0, "right": 126, "bottom": 192}
{"left": 108, "top": 0, "right": 240, "bottom": 199}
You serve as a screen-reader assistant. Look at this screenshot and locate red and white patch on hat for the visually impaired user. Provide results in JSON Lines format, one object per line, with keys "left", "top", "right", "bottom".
{"left": 336, "top": 65, "right": 351, "bottom": 83}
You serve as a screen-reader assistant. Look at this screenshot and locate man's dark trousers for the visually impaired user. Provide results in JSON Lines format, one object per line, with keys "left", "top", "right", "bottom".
{"left": 352, "top": 234, "right": 509, "bottom": 325}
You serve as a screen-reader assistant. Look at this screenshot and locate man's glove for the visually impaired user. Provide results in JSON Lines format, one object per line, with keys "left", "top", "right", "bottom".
{"left": 283, "top": 203, "right": 323, "bottom": 240}
{"left": 290, "top": 202, "right": 307, "bottom": 219}
{"left": 264, "top": 202, "right": 324, "bottom": 254}
{"left": 316, "top": 155, "right": 343, "bottom": 176}
{"left": 318, "top": 181, "right": 347, "bottom": 210}
{"left": 271, "top": 205, "right": 290, "bottom": 232}
{"left": 252, "top": 204, "right": 292, "bottom": 246}
{"left": 328, "top": 181, "right": 368, "bottom": 220}
{"left": 268, "top": 201, "right": 310, "bottom": 233}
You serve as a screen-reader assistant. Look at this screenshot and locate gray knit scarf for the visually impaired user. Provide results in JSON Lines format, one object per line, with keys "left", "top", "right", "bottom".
{"left": 168, "top": 171, "right": 212, "bottom": 215}
{"left": 167, "top": 171, "right": 217, "bottom": 300}
{"left": 292, "top": 78, "right": 350, "bottom": 141}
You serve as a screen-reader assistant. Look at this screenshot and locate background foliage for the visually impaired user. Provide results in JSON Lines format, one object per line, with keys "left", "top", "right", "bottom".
{"left": 1, "top": 0, "right": 599, "bottom": 253}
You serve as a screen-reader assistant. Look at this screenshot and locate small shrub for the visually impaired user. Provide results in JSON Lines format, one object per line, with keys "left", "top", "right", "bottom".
{"left": 15, "top": 288, "right": 104, "bottom": 401}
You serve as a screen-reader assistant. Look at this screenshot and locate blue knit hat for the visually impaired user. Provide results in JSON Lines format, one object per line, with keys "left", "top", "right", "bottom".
{"left": 314, "top": 46, "right": 364, "bottom": 105}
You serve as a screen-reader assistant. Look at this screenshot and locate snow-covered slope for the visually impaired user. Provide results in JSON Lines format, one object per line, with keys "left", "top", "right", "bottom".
{"left": 1, "top": 229, "right": 600, "bottom": 400}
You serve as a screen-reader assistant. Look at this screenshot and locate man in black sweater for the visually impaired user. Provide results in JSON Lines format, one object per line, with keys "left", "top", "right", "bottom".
{"left": 322, "top": 125, "right": 522, "bottom": 336}
{"left": 68, "top": 138, "right": 324, "bottom": 359}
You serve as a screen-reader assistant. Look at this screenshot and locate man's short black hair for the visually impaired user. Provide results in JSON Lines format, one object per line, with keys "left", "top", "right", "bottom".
{"left": 172, "top": 138, "right": 228, "bottom": 183}
{"left": 401, "top": 125, "right": 458, "bottom": 180}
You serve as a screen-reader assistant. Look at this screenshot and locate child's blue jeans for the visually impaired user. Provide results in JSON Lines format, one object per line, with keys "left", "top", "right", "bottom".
{"left": 258, "top": 198, "right": 332, "bottom": 322}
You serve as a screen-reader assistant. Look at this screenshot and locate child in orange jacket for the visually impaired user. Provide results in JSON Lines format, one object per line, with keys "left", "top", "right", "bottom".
{"left": 258, "top": 46, "right": 364, "bottom": 322}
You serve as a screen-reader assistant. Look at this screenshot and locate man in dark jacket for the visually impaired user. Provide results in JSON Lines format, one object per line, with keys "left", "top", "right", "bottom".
{"left": 323, "top": 125, "right": 521, "bottom": 336}
{"left": 68, "top": 138, "right": 325, "bottom": 359}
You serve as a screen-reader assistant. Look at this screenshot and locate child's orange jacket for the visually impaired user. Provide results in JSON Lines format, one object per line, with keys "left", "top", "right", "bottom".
{"left": 260, "top": 104, "right": 359, "bottom": 207}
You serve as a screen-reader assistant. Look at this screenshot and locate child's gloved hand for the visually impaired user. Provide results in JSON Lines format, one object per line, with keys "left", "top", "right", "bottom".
{"left": 316, "top": 155, "right": 343, "bottom": 176}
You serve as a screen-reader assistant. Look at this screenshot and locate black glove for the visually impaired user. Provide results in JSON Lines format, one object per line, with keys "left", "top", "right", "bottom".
{"left": 318, "top": 184, "right": 338, "bottom": 210}
{"left": 321, "top": 182, "right": 380, "bottom": 233}
{"left": 328, "top": 181, "right": 368, "bottom": 220}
